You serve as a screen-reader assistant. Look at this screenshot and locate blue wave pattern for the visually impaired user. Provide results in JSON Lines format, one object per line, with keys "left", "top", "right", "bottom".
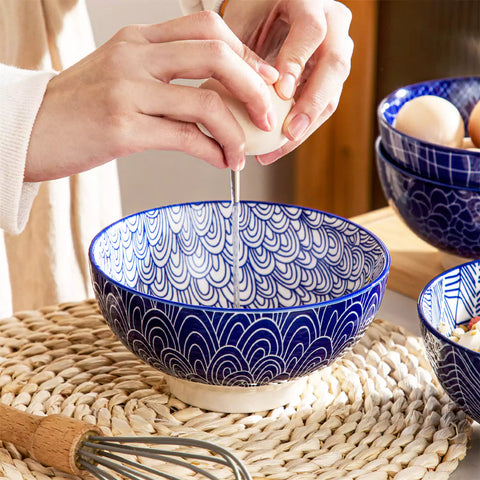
{"left": 379, "top": 77, "right": 480, "bottom": 188}
{"left": 376, "top": 144, "right": 480, "bottom": 259}
{"left": 92, "top": 272, "right": 387, "bottom": 386}
{"left": 92, "top": 202, "right": 386, "bottom": 309}
{"left": 90, "top": 202, "right": 389, "bottom": 386}
{"left": 420, "top": 260, "right": 480, "bottom": 422}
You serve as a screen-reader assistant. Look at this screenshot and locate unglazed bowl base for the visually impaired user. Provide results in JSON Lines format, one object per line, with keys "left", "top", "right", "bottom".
{"left": 164, "top": 375, "right": 308, "bottom": 413}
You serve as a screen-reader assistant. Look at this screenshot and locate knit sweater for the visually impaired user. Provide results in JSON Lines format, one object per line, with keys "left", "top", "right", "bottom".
{"left": 0, "top": 0, "right": 221, "bottom": 317}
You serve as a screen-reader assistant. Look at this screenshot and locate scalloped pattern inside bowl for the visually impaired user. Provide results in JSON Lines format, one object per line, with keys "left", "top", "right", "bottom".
{"left": 419, "top": 260, "right": 480, "bottom": 422}
{"left": 90, "top": 202, "right": 387, "bottom": 309}
{"left": 378, "top": 77, "right": 480, "bottom": 187}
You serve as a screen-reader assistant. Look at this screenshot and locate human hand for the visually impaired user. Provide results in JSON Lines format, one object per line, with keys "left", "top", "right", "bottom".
{"left": 222, "top": 0, "right": 353, "bottom": 165}
{"left": 25, "top": 11, "right": 279, "bottom": 182}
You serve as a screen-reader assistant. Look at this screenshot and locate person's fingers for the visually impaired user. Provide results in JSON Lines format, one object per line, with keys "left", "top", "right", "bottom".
{"left": 133, "top": 114, "right": 229, "bottom": 169}
{"left": 143, "top": 40, "right": 276, "bottom": 132}
{"left": 117, "top": 11, "right": 279, "bottom": 84}
{"left": 274, "top": 0, "right": 328, "bottom": 100}
{"left": 135, "top": 82, "right": 246, "bottom": 170}
{"left": 283, "top": 1, "right": 353, "bottom": 142}
{"left": 255, "top": 147, "right": 290, "bottom": 166}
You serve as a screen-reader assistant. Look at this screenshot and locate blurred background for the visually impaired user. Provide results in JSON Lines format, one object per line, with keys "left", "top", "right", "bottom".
{"left": 85, "top": 0, "right": 480, "bottom": 219}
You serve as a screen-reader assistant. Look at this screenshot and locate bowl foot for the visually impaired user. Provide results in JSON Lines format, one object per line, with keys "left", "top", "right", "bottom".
{"left": 164, "top": 375, "right": 308, "bottom": 413}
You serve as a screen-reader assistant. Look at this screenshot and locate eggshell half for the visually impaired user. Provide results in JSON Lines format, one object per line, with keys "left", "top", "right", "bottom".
{"left": 198, "top": 78, "right": 294, "bottom": 156}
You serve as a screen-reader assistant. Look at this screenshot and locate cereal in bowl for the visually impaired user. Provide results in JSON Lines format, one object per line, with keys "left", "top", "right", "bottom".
{"left": 440, "top": 316, "right": 480, "bottom": 351}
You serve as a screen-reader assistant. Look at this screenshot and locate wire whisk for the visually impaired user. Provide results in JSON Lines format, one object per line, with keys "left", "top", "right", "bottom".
{"left": 0, "top": 403, "right": 251, "bottom": 480}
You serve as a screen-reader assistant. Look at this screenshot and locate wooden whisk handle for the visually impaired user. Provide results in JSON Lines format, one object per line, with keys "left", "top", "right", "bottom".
{"left": 0, "top": 402, "right": 101, "bottom": 475}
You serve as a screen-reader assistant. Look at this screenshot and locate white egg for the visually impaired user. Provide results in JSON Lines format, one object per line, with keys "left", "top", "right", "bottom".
{"left": 394, "top": 95, "right": 464, "bottom": 148}
{"left": 198, "top": 78, "right": 294, "bottom": 156}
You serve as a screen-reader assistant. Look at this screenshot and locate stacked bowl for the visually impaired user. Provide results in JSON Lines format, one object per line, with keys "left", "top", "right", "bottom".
{"left": 376, "top": 76, "right": 480, "bottom": 259}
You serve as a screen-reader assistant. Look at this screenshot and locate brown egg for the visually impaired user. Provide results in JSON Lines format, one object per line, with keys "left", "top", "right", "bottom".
{"left": 468, "top": 100, "right": 480, "bottom": 148}
{"left": 394, "top": 95, "right": 464, "bottom": 148}
{"left": 462, "top": 137, "right": 480, "bottom": 151}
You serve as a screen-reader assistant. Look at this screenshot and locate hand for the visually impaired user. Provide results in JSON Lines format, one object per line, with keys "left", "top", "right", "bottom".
{"left": 25, "top": 11, "right": 279, "bottom": 182}
{"left": 222, "top": 0, "right": 354, "bottom": 165}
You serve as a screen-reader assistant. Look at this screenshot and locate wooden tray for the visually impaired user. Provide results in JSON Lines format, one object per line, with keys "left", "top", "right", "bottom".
{"left": 351, "top": 207, "right": 466, "bottom": 300}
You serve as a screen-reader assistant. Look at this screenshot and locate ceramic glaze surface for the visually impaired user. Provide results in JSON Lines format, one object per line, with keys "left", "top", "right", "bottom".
{"left": 89, "top": 202, "right": 390, "bottom": 387}
{"left": 378, "top": 77, "right": 480, "bottom": 188}
{"left": 376, "top": 139, "right": 480, "bottom": 259}
{"left": 419, "top": 259, "right": 480, "bottom": 423}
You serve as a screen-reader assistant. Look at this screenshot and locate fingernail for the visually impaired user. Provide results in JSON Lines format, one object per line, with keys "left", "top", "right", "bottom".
{"left": 258, "top": 62, "right": 279, "bottom": 83}
{"left": 277, "top": 73, "right": 296, "bottom": 99}
{"left": 239, "top": 155, "right": 246, "bottom": 171}
{"left": 266, "top": 107, "right": 276, "bottom": 131}
{"left": 287, "top": 113, "right": 310, "bottom": 140}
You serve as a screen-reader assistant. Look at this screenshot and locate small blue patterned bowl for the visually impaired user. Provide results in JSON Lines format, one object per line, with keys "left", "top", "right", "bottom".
{"left": 378, "top": 76, "right": 480, "bottom": 188}
{"left": 89, "top": 201, "right": 390, "bottom": 411}
{"left": 418, "top": 259, "right": 480, "bottom": 423}
{"left": 376, "top": 137, "right": 480, "bottom": 259}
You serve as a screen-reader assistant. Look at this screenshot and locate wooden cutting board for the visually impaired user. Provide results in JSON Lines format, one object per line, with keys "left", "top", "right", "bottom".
{"left": 351, "top": 207, "right": 466, "bottom": 300}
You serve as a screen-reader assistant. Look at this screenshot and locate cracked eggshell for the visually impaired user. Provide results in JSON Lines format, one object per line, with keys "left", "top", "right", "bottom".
{"left": 198, "top": 78, "right": 294, "bottom": 156}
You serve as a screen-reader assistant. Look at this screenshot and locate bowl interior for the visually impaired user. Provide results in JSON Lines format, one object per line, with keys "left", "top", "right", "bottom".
{"left": 90, "top": 201, "right": 389, "bottom": 310}
{"left": 380, "top": 76, "right": 480, "bottom": 130}
{"left": 419, "top": 260, "right": 480, "bottom": 337}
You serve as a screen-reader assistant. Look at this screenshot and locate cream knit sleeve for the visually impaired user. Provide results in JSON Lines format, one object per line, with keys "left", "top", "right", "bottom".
{"left": 0, "top": 64, "right": 56, "bottom": 235}
{"left": 178, "top": 0, "right": 224, "bottom": 15}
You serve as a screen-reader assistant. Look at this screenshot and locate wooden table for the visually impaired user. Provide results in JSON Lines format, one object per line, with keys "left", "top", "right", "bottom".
{"left": 352, "top": 207, "right": 465, "bottom": 300}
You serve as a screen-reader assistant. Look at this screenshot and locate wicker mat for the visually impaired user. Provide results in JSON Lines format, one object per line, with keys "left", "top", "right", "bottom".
{"left": 0, "top": 300, "right": 472, "bottom": 480}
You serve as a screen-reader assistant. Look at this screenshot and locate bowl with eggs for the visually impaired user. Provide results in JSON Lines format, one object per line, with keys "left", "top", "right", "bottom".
{"left": 378, "top": 76, "right": 480, "bottom": 188}
{"left": 418, "top": 258, "right": 480, "bottom": 423}
{"left": 375, "top": 137, "right": 480, "bottom": 259}
{"left": 89, "top": 201, "right": 390, "bottom": 413}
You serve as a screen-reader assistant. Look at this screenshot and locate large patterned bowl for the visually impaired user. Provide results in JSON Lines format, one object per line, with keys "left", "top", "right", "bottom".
{"left": 378, "top": 76, "right": 480, "bottom": 188}
{"left": 375, "top": 137, "right": 480, "bottom": 259}
{"left": 418, "top": 259, "right": 480, "bottom": 423}
{"left": 89, "top": 201, "right": 390, "bottom": 412}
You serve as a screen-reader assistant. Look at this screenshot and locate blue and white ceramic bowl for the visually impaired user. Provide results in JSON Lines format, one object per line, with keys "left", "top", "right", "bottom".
{"left": 89, "top": 201, "right": 390, "bottom": 411}
{"left": 378, "top": 76, "right": 480, "bottom": 188}
{"left": 418, "top": 259, "right": 480, "bottom": 423}
{"left": 376, "top": 137, "right": 480, "bottom": 259}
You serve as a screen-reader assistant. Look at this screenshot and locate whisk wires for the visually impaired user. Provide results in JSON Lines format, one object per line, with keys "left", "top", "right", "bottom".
{"left": 78, "top": 436, "right": 251, "bottom": 480}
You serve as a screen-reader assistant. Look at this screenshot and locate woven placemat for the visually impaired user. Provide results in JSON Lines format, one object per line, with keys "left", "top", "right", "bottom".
{"left": 0, "top": 300, "right": 472, "bottom": 480}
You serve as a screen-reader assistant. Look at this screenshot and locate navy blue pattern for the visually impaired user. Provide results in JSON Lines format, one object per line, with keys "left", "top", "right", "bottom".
{"left": 419, "top": 259, "right": 480, "bottom": 422}
{"left": 378, "top": 77, "right": 480, "bottom": 188}
{"left": 89, "top": 202, "right": 390, "bottom": 387}
{"left": 376, "top": 139, "right": 480, "bottom": 258}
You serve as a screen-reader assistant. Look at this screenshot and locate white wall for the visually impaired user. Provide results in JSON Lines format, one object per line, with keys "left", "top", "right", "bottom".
{"left": 85, "top": 0, "right": 294, "bottom": 215}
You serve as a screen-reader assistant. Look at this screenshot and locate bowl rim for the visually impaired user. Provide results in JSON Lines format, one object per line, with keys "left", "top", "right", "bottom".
{"left": 375, "top": 137, "right": 480, "bottom": 192}
{"left": 89, "top": 200, "right": 391, "bottom": 313}
{"left": 377, "top": 75, "right": 480, "bottom": 158}
{"left": 417, "top": 257, "right": 480, "bottom": 357}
